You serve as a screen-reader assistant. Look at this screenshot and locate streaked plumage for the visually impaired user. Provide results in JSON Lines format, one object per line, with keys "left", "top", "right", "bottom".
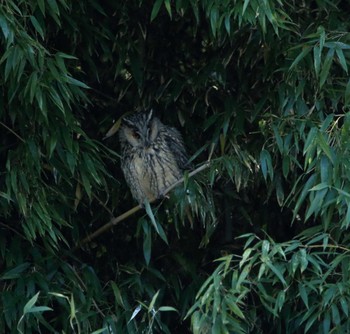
{"left": 119, "top": 110, "right": 189, "bottom": 204}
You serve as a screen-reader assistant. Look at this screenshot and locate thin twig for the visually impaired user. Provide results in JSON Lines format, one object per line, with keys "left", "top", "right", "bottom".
{"left": 75, "top": 161, "right": 211, "bottom": 249}
{"left": 0, "top": 121, "right": 25, "bottom": 143}
{"left": 0, "top": 222, "right": 26, "bottom": 240}
{"left": 304, "top": 244, "right": 350, "bottom": 253}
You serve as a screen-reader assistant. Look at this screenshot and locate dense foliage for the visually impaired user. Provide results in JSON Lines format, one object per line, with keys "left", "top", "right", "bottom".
{"left": 1, "top": 0, "right": 350, "bottom": 333}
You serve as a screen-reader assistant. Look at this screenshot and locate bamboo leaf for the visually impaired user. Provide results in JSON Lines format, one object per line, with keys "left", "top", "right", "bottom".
{"left": 164, "top": 0, "right": 172, "bottom": 19}
{"left": 260, "top": 149, "right": 273, "bottom": 181}
{"left": 158, "top": 306, "right": 178, "bottom": 312}
{"left": 30, "top": 16, "right": 44, "bottom": 39}
{"left": 142, "top": 220, "right": 152, "bottom": 265}
{"left": 64, "top": 75, "right": 90, "bottom": 89}
{"left": 242, "top": 0, "right": 250, "bottom": 15}
{"left": 1, "top": 263, "right": 30, "bottom": 280}
{"left": 151, "top": 0, "right": 163, "bottom": 21}
{"left": 320, "top": 48, "right": 334, "bottom": 88}
{"left": 289, "top": 46, "right": 312, "bottom": 70}
{"left": 316, "top": 132, "right": 334, "bottom": 163}
{"left": 23, "top": 292, "right": 40, "bottom": 314}
{"left": 313, "top": 45, "right": 321, "bottom": 76}
{"left": 335, "top": 47, "right": 348, "bottom": 73}
{"left": 0, "top": 15, "right": 10, "bottom": 39}
{"left": 148, "top": 290, "right": 160, "bottom": 313}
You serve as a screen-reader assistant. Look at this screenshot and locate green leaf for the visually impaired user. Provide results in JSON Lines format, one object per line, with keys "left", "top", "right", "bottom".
{"left": 335, "top": 47, "right": 348, "bottom": 73}
{"left": 323, "top": 312, "right": 331, "bottom": 334}
{"left": 316, "top": 132, "right": 334, "bottom": 163}
{"left": 340, "top": 297, "right": 349, "bottom": 317}
{"left": 289, "top": 46, "right": 312, "bottom": 70}
{"left": 1, "top": 263, "right": 30, "bottom": 280}
{"left": 236, "top": 265, "right": 250, "bottom": 289}
{"left": 239, "top": 248, "right": 252, "bottom": 268}
{"left": 158, "top": 306, "right": 178, "bottom": 312}
{"left": 23, "top": 292, "right": 40, "bottom": 314}
{"left": 320, "top": 48, "right": 334, "bottom": 88}
{"left": 30, "top": 16, "right": 44, "bottom": 39}
{"left": 226, "top": 298, "right": 245, "bottom": 319}
{"left": 305, "top": 188, "right": 327, "bottom": 221}
{"left": 47, "top": 0, "right": 60, "bottom": 16}
{"left": 266, "top": 262, "right": 287, "bottom": 287}
{"left": 129, "top": 305, "right": 142, "bottom": 322}
{"left": 299, "top": 283, "right": 309, "bottom": 309}
{"left": 64, "top": 76, "right": 90, "bottom": 89}
{"left": 242, "top": 0, "right": 250, "bottom": 15}
{"left": 324, "top": 41, "right": 350, "bottom": 50}
{"left": 111, "top": 282, "right": 124, "bottom": 307}
{"left": 272, "top": 125, "right": 283, "bottom": 153}
{"left": 309, "top": 183, "right": 329, "bottom": 191}
{"left": 261, "top": 240, "right": 270, "bottom": 258}
{"left": 313, "top": 45, "right": 321, "bottom": 76}
{"left": 210, "top": 7, "right": 219, "bottom": 37}
{"left": 37, "top": 0, "right": 45, "bottom": 15}
{"left": 91, "top": 329, "right": 108, "bottom": 334}
{"left": 25, "top": 306, "right": 53, "bottom": 314}
{"left": 224, "top": 15, "right": 231, "bottom": 35}
{"left": 144, "top": 201, "right": 168, "bottom": 244}
{"left": 164, "top": 0, "right": 172, "bottom": 19}
{"left": 331, "top": 304, "right": 341, "bottom": 326}
{"left": 282, "top": 156, "right": 290, "bottom": 178}
{"left": 80, "top": 171, "right": 92, "bottom": 199}
{"left": 148, "top": 290, "right": 160, "bottom": 312}
{"left": 260, "top": 149, "right": 273, "bottom": 181}
{"left": 304, "top": 311, "right": 318, "bottom": 333}
{"left": 142, "top": 220, "right": 152, "bottom": 265}
{"left": 151, "top": 0, "right": 163, "bottom": 21}
{"left": 275, "top": 175, "right": 284, "bottom": 206}
{"left": 0, "top": 15, "right": 10, "bottom": 39}
{"left": 319, "top": 26, "right": 325, "bottom": 51}
{"left": 345, "top": 79, "right": 350, "bottom": 106}
{"left": 303, "top": 127, "right": 318, "bottom": 155}
{"left": 320, "top": 155, "right": 330, "bottom": 183}
{"left": 144, "top": 201, "right": 159, "bottom": 233}
{"left": 299, "top": 249, "right": 308, "bottom": 273}
{"left": 56, "top": 52, "right": 78, "bottom": 60}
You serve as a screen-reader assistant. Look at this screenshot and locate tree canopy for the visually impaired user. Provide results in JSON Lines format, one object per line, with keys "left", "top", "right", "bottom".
{"left": 1, "top": 0, "right": 350, "bottom": 333}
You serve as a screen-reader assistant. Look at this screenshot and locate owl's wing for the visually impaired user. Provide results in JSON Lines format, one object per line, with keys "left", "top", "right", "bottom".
{"left": 166, "top": 127, "right": 190, "bottom": 170}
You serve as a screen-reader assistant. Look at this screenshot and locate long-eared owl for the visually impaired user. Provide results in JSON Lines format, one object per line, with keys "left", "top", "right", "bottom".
{"left": 119, "top": 110, "right": 189, "bottom": 205}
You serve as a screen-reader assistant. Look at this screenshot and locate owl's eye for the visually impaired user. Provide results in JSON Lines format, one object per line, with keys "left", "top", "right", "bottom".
{"left": 132, "top": 130, "right": 140, "bottom": 139}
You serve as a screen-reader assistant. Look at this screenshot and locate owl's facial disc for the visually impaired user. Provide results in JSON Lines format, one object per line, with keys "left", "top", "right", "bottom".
{"left": 121, "top": 111, "right": 160, "bottom": 149}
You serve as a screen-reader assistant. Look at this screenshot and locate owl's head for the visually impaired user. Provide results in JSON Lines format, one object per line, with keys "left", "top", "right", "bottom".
{"left": 119, "top": 110, "right": 160, "bottom": 148}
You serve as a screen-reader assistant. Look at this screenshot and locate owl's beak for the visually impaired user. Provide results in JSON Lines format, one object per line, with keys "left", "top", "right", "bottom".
{"left": 144, "top": 139, "right": 151, "bottom": 148}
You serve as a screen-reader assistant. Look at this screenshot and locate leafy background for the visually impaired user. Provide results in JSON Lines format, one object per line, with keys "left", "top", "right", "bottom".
{"left": 1, "top": 0, "right": 350, "bottom": 333}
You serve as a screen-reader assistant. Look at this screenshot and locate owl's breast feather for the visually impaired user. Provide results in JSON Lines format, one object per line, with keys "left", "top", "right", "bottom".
{"left": 144, "top": 147, "right": 156, "bottom": 155}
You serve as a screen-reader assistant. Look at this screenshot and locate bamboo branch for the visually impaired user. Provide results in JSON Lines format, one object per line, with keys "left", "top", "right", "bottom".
{"left": 75, "top": 161, "right": 211, "bottom": 249}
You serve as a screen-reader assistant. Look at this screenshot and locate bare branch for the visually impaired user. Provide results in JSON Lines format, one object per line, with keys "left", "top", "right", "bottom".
{"left": 0, "top": 121, "right": 25, "bottom": 143}
{"left": 75, "top": 161, "right": 211, "bottom": 249}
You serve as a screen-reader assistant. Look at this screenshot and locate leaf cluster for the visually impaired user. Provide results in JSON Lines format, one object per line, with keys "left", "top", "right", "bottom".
{"left": 1, "top": 0, "right": 350, "bottom": 333}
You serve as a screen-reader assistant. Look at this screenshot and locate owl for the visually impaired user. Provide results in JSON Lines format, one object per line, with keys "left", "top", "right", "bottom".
{"left": 119, "top": 110, "right": 189, "bottom": 205}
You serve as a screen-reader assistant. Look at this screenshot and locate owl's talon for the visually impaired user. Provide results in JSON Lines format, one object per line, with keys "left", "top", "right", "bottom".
{"left": 157, "top": 193, "right": 169, "bottom": 201}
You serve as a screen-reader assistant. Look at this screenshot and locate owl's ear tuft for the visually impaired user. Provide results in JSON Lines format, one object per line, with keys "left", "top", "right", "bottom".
{"left": 147, "top": 110, "right": 154, "bottom": 123}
